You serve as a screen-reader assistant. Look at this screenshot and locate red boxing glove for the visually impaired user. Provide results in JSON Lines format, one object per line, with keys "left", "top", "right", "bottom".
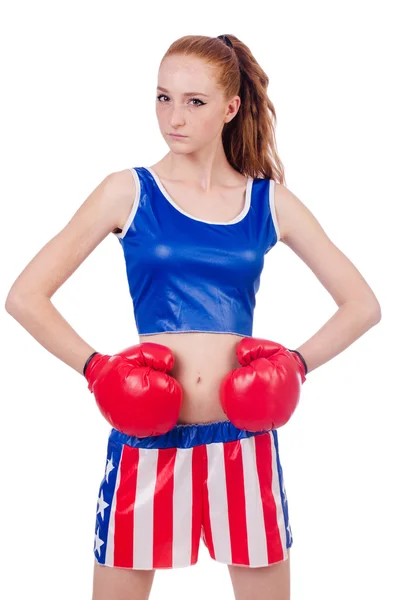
{"left": 220, "top": 338, "right": 306, "bottom": 432}
{"left": 84, "top": 342, "right": 183, "bottom": 438}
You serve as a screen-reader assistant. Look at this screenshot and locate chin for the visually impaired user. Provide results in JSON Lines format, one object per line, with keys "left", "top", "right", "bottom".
{"left": 166, "top": 145, "right": 192, "bottom": 154}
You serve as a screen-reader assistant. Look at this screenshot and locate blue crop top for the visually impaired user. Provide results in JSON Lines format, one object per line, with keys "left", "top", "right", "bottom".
{"left": 114, "top": 166, "right": 280, "bottom": 337}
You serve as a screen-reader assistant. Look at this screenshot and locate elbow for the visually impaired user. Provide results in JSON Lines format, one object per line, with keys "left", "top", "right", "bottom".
{"left": 344, "top": 298, "right": 382, "bottom": 327}
{"left": 371, "top": 304, "right": 382, "bottom": 325}
{"left": 367, "top": 296, "right": 382, "bottom": 324}
{"left": 4, "top": 290, "right": 30, "bottom": 315}
{"left": 5, "top": 291, "right": 21, "bottom": 315}
{"left": 5, "top": 289, "right": 50, "bottom": 316}
{"left": 362, "top": 300, "right": 382, "bottom": 326}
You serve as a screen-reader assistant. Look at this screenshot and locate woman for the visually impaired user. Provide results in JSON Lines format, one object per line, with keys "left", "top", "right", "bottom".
{"left": 5, "top": 34, "right": 381, "bottom": 600}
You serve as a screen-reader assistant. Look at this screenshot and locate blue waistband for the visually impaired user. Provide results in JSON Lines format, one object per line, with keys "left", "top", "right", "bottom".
{"left": 109, "top": 419, "right": 270, "bottom": 449}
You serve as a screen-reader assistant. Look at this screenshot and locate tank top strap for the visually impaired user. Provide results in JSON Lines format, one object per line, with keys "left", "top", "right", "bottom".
{"left": 113, "top": 166, "right": 154, "bottom": 239}
{"left": 245, "top": 176, "right": 280, "bottom": 250}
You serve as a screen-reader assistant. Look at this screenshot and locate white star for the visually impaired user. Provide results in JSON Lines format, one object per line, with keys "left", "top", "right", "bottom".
{"left": 97, "top": 489, "right": 110, "bottom": 519}
{"left": 105, "top": 454, "right": 115, "bottom": 483}
{"left": 94, "top": 527, "right": 105, "bottom": 556}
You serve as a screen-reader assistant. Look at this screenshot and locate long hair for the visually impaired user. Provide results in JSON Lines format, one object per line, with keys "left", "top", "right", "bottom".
{"left": 160, "top": 34, "right": 286, "bottom": 185}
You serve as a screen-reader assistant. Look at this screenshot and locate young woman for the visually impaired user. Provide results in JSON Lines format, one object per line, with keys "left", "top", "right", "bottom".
{"left": 5, "top": 34, "right": 381, "bottom": 600}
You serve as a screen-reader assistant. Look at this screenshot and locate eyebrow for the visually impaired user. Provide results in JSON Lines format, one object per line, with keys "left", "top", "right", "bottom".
{"left": 157, "top": 86, "right": 210, "bottom": 97}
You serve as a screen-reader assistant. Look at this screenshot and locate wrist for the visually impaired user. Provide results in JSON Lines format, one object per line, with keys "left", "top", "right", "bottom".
{"left": 83, "top": 351, "right": 100, "bottom": 377}
{"left": 287, "top": 348, "right": 308, "bottom": 376}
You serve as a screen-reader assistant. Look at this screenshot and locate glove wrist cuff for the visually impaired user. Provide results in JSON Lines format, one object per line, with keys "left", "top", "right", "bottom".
{"left": 287, "top": 349, "right": 308, "bottom": 375}
{"left": 83, "top": 351, "right": 99, "bottom": 377}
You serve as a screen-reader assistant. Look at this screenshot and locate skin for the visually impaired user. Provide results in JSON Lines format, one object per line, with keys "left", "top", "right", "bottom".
{"left": 154, "top": 53, "right": 242, "bottom": 194}
{"left": 92, "top": 56, "right": 379, "bottom": 598}
{"left": 145, "top": 54, "right": 255, "bottom": 425}
{"left": 6, "top": 53, "right": 381, "bottom": 600}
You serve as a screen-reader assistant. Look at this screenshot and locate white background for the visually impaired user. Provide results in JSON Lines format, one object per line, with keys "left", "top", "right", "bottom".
{"left": 1, "top": 1, "right": 395, "bottom": 598}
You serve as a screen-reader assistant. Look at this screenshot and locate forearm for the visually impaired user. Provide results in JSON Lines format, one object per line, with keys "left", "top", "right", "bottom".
{"left": 294, "top": 301, "right": 381, "bottom": 374}
{"left": 5, "top": 294, "right": 96, "bottom": 376}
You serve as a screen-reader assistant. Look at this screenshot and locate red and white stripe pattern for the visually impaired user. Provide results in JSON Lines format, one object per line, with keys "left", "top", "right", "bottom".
{"left": 94, "top": 430, "right": 292, "bottom": 569}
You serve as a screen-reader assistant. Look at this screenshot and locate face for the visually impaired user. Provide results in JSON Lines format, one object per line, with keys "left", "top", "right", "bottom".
{"left": 155, "top": 54, "right": 240, "bottom": 154}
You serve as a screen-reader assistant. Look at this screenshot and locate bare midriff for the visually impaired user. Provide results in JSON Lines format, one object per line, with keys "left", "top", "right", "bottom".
{"left": 138, "top": 331, "right": 244, "bottom": 424}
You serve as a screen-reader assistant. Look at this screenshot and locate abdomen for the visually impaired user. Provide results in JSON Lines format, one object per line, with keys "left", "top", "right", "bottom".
{"left": 138, "top": 331, "right": 244, "bottom": 424}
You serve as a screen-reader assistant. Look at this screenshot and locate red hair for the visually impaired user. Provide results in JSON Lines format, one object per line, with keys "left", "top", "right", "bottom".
{"left": 161, "top": 34, "right": 286, "bottom": 184}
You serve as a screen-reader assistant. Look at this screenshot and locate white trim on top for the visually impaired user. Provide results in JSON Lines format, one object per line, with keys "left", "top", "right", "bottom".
{"left": 145, "top": 166, "right": 253, "bottom": 225}
{"left": 114, "top": 168, "right": 141, "bottom": 239}
{"left": 268, "top": 179, "right": 281, "bottom": 242}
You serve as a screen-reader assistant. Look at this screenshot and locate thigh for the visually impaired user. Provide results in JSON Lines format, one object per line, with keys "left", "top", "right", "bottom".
{"left": 94, "top": 427, "right": 202, "bottom": 569}
{"left": 201, "top": 429, "right": 293, "bottom": 567}
{"left": 92, "top": 559, "right": 155, "bottom": 600}
{"left": 228, "top": 549, "right": 291, "bottom": 600}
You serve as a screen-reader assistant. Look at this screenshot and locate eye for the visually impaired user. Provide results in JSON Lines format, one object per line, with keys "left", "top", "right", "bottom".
{"left": 190, "top": 98, "right": 205, "bottom": 106}
{"left": 156, "top": 94, "right": 205, "bottom": 106}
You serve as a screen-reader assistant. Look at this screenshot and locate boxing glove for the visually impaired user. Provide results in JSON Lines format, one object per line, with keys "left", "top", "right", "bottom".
{"left": 220, "top": 337, "right": 307, "bottom": 432}
{"left": 84, "top": 342, "right": 183, "bottom": 437}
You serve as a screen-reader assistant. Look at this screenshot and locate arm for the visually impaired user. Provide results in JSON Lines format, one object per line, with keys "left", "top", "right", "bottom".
{"left": 4, "top": 169, "right": 136, "bottom": 375}
{"left": 274, "top": 183, "right": 381, "bottom": 375}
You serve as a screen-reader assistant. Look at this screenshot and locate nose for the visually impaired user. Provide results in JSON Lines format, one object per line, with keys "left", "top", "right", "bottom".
{"left": 169, "top": 105, "right": 186, "bottom": 128}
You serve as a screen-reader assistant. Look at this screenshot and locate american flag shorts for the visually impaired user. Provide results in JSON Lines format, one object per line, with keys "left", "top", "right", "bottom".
{"left": 94, "top": 419, "right": 293, "bottom": 570}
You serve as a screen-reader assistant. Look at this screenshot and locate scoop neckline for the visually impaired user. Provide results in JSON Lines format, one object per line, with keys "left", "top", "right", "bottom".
{"left": 143, "top": 166, "right": 254, "bottom": 225}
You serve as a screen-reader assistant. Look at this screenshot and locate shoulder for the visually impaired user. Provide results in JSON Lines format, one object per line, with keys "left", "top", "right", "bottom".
{"left": 105, "top": 167, "right": 136, "bottom": 199}
{"left": 273, "top": 181, "right": 318, "bottom": 244}
{"left": 105, "top": 168, "right": 137, "bottom": 233}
